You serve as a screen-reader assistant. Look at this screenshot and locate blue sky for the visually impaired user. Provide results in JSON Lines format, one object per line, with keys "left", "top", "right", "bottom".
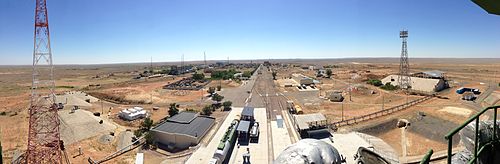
{"left": 0, "top": 0, "right": 499, "bottom": 65}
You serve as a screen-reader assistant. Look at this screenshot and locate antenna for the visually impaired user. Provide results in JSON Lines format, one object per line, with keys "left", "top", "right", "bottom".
{"left": 27, "top": 0, "right": 62, "bottom": 162}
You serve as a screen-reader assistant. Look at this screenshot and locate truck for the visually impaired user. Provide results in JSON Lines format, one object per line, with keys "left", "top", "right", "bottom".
{"left": 456, "top": 87, "right": 480, "bottom": 94}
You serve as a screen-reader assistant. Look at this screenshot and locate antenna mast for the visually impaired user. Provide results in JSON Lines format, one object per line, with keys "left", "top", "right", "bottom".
{"left": 27, "top": 0, "right": 62, "bottom": 163}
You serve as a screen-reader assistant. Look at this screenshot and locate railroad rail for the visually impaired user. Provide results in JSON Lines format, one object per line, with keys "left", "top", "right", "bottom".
{"left": 88, "top": 136, "right": 144, "bottom": 164}
{"left": 330, "top": 96, "right": 433, "bottom": 128}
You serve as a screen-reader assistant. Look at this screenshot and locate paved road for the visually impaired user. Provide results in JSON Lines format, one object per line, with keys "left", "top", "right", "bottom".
{"left": 219, "top": 65, "right": 264, "bottom": 108}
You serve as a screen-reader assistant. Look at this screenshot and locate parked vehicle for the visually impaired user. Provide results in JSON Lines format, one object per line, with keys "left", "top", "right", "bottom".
{"left": 250, "top": 122, "right": 260, "bottom": 142}
{"left": 456, "top": 87, "right": 480, "bottom": 94}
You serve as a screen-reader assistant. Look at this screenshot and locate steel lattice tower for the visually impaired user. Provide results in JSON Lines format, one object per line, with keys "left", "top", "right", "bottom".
{"left": 26, "top": 0, "right": 62, "bottom": 163}
{"left": 398, "top": 30, "right": 411, "bottom": 90}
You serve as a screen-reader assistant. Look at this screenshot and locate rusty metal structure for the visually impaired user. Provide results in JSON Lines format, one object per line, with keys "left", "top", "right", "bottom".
{"left": 398, "top": 30, "right": 411, "bottom": 90}
{"left": 26, "top": 0, "right": 62, "bottom": 163}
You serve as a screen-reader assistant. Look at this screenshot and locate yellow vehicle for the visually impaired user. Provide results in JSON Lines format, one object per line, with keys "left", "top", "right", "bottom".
{"left": 294, "top": 104, "right": 304, "bottom": 114}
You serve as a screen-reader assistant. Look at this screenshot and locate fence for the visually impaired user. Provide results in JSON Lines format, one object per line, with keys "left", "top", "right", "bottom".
{"left": 330, "top": 96, "right": 432, "bottom": 128}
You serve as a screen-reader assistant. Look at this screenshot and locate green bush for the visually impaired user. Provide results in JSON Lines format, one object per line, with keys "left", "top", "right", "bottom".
{"left": 242, "top": 71, "right": 252, "bottom": 78}
{"left": 211, "top": 69, "right": 239, "bottom": 80}
{"left": 326, "top": 69, "right": 332, "bottom": 77}
{"left": 192, "top": 72, "right": 205, "bottom": 81}
{"left": 168, "top": 103, "right": 179, "bottom": 116}
{"left": 212, "top": 93, "right": 224, "bottom": 102}
{"left": 222, "top": 101, "right": 233, "bottom": 110}
{"left": 367, "top": 79, "right": 383, "bottom": 86}
{"left": 380, "top": 82, "right": 399, "bottom": 90}
{"left": 201, "top": 105, "right": 213, "bottom": 115}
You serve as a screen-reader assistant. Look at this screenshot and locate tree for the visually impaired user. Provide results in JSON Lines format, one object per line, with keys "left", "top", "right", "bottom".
{"left": 144, "top": 132, "right": 155, "bottom": 146}
{"left": 272, "top": 71, "right": 277, "bottom": 80}
{"left": 242, "top": 71, "right": 252, "bottom": 78}
{"left": 168, "top": 103, "right": 179, "bottom": 117}
{"left": 216, "top": 85, "right": 222, "bottom": 91}
{"left": 201, "top": 105, "right": 213, "bottom": 115}
{"left": 222, "top": 101, "right": 233, "bottom": 111}
{"left": 212, "top": 93, "right": 224, "bottom": 103}
{"left": 326, "top": 69, "right": 332, "bottom": 78}
{"left": 192, "top": 72, "right": 205, "bottom": 81}
{"left": 207, "top": 87, "right": 216, "bottom": 96}
{"left": 134, "top": 129, "right": 143, "bottom": 138}
{"left": 141, "top": 117, "right": 154, "bottom": 131}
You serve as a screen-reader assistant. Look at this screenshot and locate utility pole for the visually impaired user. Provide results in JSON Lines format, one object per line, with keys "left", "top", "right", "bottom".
{"left": 181, "top": 54, "right": 184, "bottom": 74}
{"left": 101, "top": 100, "right": 103, "bottom": 115}
{"left": 382, "top": 92, "right": 385, "bottom": 110}
{"left": 341, "top": 101, "right": 344, "bottom": 121}
{"left": 27, "top": 0, "right": 62, "bottom": 163}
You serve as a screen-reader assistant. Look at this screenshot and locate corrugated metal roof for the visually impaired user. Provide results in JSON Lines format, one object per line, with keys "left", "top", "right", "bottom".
{"left": 237, "top": 120, "right": 251, "bottom": 132}
{"left": 167, "top": 112, "right": 197, "bottom": 123}
{"left": 153, "top": 116, "right": 215, "bottom": 139}
{"left": 242, "top": 106, "right": 254, "bottom": 117}
{"left": 294, "top": 113, "right": 327, "bottom": 130}
{"left": 422, "top": 70, "right": 444, "bottom": 78}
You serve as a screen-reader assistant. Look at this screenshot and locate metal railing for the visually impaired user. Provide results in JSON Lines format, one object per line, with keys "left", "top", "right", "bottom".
{"left": 444, "top": 105, "right": 500, "bottom": 164}
{"left": 330, "top": 96, "right": 432, "bottom": 128}
{"left": 420, "top": 149, "right": 433, "bottom": 164}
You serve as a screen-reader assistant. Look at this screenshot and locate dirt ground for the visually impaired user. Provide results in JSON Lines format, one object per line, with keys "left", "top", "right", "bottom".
{"left": 0, "top": 59, "right": 498, "bottom": 162}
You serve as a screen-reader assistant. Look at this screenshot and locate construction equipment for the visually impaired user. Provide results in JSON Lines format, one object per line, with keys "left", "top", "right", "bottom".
{"left": 26, "top": 0, "right": 63, "bottom": 163}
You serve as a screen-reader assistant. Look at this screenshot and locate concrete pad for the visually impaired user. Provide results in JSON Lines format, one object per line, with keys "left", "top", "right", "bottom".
{"left": 271, "top": 119, "right": 292, "bottom": 159}
{"left": 59, "top": 109, "right": 116, "bottom": 145}
{"left": 186, "top": 107, "right": 244, "bottom": 164}
{"left": 321, "top": 132, "right": 372, "bottom": 164}
{"left": 230, "top": 108, "right": 269, "bottom": 164}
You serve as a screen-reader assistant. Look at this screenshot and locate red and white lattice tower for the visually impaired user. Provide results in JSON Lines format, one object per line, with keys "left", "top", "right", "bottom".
{"left": 26, "top": 0, "right": 62, "bottom": 163}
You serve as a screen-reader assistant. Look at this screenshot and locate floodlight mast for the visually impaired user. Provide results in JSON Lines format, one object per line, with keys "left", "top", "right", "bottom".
{"left": 398, "top": 30, "right": 411, "bottom": 90}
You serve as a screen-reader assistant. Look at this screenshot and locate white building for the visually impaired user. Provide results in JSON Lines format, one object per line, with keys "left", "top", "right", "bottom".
{"left": 119, "top": 107, "right": 148, "bottom": 121}
{"left": 381, "top": 75, "right": 446, "bottom": 93}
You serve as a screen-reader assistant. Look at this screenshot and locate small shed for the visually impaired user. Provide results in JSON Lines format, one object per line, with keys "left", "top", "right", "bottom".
{"left": 241, "top": 106, "right": 255, "bottom": 121}
{"left": 329, "top": 92, "right": 344, "bottom": 102}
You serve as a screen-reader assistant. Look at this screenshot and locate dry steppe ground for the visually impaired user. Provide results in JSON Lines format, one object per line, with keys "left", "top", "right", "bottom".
{"left": 272, "top": 58, "right": 500, "bottom": 157}
{"left": 0, "top": 58, "right": 499, "bottom": 162}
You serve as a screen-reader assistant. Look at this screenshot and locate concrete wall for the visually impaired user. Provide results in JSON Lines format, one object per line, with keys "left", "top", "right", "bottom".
{"left": 152, "top": 130, "right": 198, "bottom": 150}
{"left": 381, "top": 75, "right": 445, "bottom": 93}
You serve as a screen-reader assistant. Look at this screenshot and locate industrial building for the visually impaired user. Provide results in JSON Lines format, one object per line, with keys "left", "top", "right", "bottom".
{"left": 151, "top": 112, "right": 215, "bottom": 150}
{"left": 292, "top": 74, "right": 316, "bottom": 86}
{"left": 381, "top": 75, "right": 447, "bottom": 93}
{"left": 118, "top": 107, "right": 148, "bottom": 121}
{"left": 293, "top": 113, "right": 329, "bottom": 138}
{"left": 329, "top": 92, "right": 344, "bottom": 102}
